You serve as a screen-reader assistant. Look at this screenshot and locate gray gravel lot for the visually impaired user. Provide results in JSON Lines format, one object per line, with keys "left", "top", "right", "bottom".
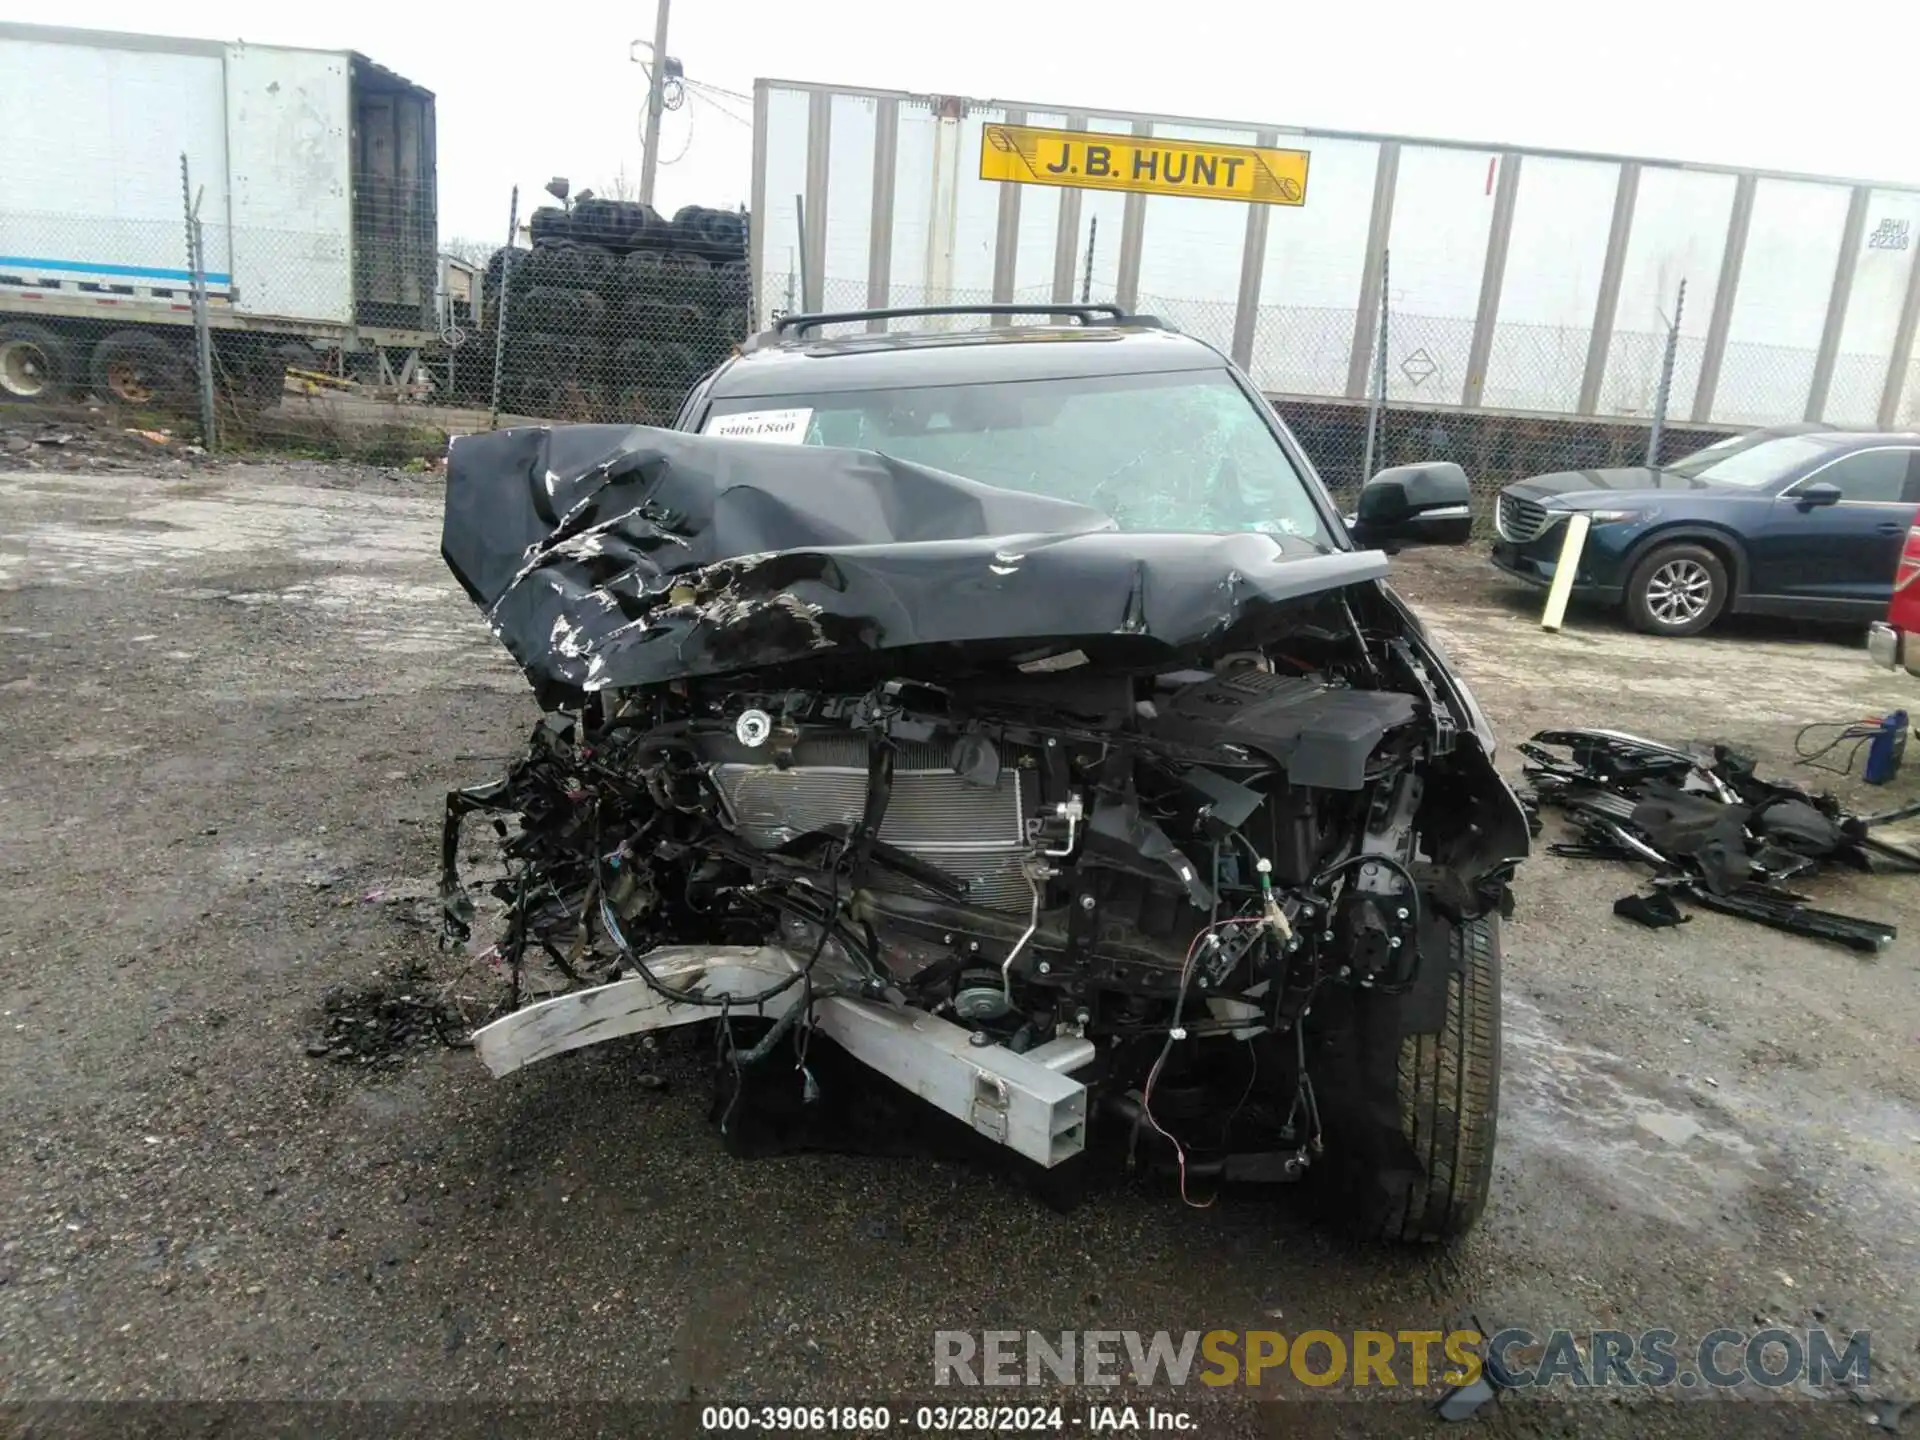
{"left": 2, "top": 457, "right": 1917, "bottom": 1436}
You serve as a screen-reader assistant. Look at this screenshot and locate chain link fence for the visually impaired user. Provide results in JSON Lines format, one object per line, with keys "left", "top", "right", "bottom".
{"left": 10, "top": 184, "right": 1914, "bottom": 518}
{"left": 0, "top": 206, "right": 288, "bottom": 439}
{"left": 750, "top": 277, "right": 1743, "bottom": 533}
{"left": 484, "top": 198, "right": 749, "bottom": 427}
{"left": 0, "top": 183, "right": 752, "bottom": 457}
{"left": 1, "top": 151, "right": 447, "bottom": 461}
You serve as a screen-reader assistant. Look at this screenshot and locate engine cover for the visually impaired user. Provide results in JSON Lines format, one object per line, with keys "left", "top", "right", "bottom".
{"left": 1149, "top": 670, "right": 1418, "bottom": 789}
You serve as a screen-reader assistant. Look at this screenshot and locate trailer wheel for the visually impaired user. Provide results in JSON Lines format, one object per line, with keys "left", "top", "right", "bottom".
{"left": 0, "top": 322, "right": 76, "bottom": 403}
{"left": 91, "top": 331, "right": 193, "bottom": 409}
{"left": 217, "top": 345, "right": 290, "bottom": 419}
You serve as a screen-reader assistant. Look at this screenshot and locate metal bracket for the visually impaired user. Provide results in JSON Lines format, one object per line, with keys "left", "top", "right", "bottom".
{"left": 471, "top": 944, "right": 1094, "bottom": 1167}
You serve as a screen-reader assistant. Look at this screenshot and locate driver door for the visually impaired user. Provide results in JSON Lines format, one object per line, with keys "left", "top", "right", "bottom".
{"left": 1765, "top": 448, "right": 1920, "bottom": 610}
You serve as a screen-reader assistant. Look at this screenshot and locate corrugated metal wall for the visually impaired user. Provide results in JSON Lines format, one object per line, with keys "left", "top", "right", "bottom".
{"left": 752, "top": 79, "right": 1920, "bottom": 430}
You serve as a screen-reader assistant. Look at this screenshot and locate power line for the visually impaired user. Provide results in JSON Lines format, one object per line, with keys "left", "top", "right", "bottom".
{"left": 686, "top": 81, "right": 751, "bottom": 129}
{"left": 657, "top": 102, "right": 696, "bottom": 166}
{"left": 686, "top": 77, "right": 752, "bottom": 106}
{"left": 685, "top": 79, "right": 749, "bottom": 124}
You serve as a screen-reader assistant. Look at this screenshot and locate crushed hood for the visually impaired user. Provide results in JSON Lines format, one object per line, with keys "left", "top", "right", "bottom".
{"left": 443, "top": 424, "right": 1388, "bottom": 705}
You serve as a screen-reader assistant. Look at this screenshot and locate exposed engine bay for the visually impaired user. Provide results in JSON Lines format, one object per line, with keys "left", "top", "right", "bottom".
{"left": 439, "top": 425, "right": 1529, "bottom": 1224}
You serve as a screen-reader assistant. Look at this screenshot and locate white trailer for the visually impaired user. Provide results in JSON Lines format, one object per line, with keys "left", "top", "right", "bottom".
{"left": 0, "top": 23, "right": 438, "bottom": 409}
{"left": 749, "top": 80, "right": 1920, "bottom": 432}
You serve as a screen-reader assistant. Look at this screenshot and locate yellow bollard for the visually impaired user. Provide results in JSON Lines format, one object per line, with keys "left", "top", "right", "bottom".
{"left": 1540, "top": 512, "right": 1592, "bottom": 633}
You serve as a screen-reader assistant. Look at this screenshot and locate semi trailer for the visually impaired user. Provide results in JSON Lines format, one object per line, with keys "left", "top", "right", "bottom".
{"left": 749, "top": 80, "right": 1920, "bottom": 437}
{"left": 0, "top": 23, "right": 438, "bottom": 412}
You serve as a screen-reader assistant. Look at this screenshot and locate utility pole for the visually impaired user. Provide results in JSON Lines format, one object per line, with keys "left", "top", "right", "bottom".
{"left": 638, "top": 0, "right": 672, "bottom": 207}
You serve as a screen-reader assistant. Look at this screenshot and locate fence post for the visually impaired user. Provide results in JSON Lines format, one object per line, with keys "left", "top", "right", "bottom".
{"left": 1647, "top": 279, "right": 1686, "bottom": 468}
{"left": 488, "top": 185, "right": 519, "bottom": 429}
{"left": 793, "top": 196, "right": 811, "bottom": 314}
{"left": 1361, "top": 249, "right": 1389, "bottom": 484}
{"left": 179, "top": 153, "right": 218, "bottom": 449}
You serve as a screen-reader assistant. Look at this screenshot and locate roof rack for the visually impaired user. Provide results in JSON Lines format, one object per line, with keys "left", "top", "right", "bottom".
{"left": 743, "top": 303, "right": 1169, "bottom": 350}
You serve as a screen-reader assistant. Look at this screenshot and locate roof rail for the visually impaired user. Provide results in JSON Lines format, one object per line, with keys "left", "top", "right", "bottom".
{"left": 743, "top": 303, "right": 1169, "bottom": 350}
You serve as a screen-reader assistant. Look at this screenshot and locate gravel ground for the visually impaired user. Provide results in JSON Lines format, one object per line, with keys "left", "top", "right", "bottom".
{"left": 2, "top": 456, "right": 1918, "bottom": 1437}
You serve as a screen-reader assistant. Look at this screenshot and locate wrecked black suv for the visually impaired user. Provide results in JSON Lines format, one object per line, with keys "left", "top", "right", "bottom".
{"left": 440, "top": 304, "right": 1529, "bottom": 1242}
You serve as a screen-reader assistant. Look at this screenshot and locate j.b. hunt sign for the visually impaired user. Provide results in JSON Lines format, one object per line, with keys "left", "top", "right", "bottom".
{"left": 980, "top": 123, "right": 1309, "bottom": 205}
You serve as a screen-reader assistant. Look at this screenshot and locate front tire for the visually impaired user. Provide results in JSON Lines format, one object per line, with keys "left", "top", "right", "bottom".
{"left": 1380, "top": 915, "right": 1501, "bottom": 1241}
{"left": 1308, "top": 914, "right": 1502, "bottom": 1243}
{"left": 1624, "top": 542, "right": 1728, "bottom": 636}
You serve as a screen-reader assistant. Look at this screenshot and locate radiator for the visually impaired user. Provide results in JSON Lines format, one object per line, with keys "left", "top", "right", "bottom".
{"left": 708, "top": 736, "right": 1033, "bottom": 909}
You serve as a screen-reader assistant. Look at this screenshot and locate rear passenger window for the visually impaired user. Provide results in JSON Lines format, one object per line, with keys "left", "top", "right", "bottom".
{"left": 1811, "top": 449, "right": 1916, "bottom": 503}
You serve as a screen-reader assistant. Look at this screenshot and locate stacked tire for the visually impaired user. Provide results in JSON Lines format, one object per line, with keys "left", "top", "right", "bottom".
{"left": 483, "top": 202, "right": 749, "bottom": 423}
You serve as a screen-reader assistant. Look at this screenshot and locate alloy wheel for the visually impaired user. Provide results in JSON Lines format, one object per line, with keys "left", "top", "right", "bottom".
{"left": 1645, "top": 557, "right": 1713, "bottom": 626}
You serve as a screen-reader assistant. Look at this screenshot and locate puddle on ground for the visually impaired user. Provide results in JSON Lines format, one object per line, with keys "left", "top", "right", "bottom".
{"left": 1418, "top": 601, "right": 1894, "bottom": 726}
{"left": 1633, "top": 1109, "right": 1703, "bottom": 1146}
{"left": 0, "top": 477, "right": 442, "bottom": 588}
{"left": 194, "top": 576, "right": 493, "bottom": 659}
{"left": 0, "top": 475, "right": 500, "bottom": 663}
{"left": 1501, "top": 995, "right": 1763, "bottom": 1230}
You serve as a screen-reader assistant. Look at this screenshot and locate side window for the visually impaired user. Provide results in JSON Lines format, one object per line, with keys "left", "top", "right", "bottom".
{"left": 1810, "top": 449, "right": 1914, "bottom": 503}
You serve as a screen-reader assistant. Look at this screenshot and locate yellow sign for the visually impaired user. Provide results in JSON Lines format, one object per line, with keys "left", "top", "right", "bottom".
{"left": 980, "top": 123, "right": 1309, "bottom": 205}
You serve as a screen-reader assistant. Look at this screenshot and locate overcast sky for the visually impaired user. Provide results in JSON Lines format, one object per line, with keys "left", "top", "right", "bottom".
{"left": 14, "top": 0, "right": 1919, "bottom": 244}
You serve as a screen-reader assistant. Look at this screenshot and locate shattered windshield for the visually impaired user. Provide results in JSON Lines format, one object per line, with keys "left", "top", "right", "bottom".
{"left": 702, "top": 369, "right": 1323, "bottom": 540}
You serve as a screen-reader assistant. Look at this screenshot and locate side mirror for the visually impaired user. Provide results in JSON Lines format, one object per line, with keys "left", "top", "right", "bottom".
{"left": 1349, "top": 461, "right": 1474, "bottom": 550}
{"left": 1795, "top": 481, "right": 1842, "bottom": 510}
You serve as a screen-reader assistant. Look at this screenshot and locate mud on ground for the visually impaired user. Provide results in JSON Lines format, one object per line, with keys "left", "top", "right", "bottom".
{"left": 1, "top": 462, "right": 1917, "bottom": 1435}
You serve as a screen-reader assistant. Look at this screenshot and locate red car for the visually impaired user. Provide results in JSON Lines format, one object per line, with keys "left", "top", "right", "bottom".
{"left": 1868, "top": 518, "right": 1920, "bottom": 676}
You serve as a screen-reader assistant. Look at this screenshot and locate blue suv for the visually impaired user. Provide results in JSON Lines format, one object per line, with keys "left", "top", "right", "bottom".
{"left": 1490, "top": 424, "right": 1920, "bottom": 635}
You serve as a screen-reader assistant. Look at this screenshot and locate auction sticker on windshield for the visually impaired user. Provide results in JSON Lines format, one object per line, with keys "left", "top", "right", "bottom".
{"left": 981, "top": 123, "right": 1309, "bottom": 205}
{"left": 705, "top": 408, "right": 813, "bottom": 443}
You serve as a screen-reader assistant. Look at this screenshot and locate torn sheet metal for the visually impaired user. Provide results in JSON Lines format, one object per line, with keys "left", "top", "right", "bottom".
{"left": 442, "top": 425, "right": 1388, "bottom": 706}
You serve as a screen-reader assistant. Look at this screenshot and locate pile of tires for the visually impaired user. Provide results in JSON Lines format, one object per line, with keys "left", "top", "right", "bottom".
{"left": 482, "top": 202, "right": 749, "bottom": 423}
